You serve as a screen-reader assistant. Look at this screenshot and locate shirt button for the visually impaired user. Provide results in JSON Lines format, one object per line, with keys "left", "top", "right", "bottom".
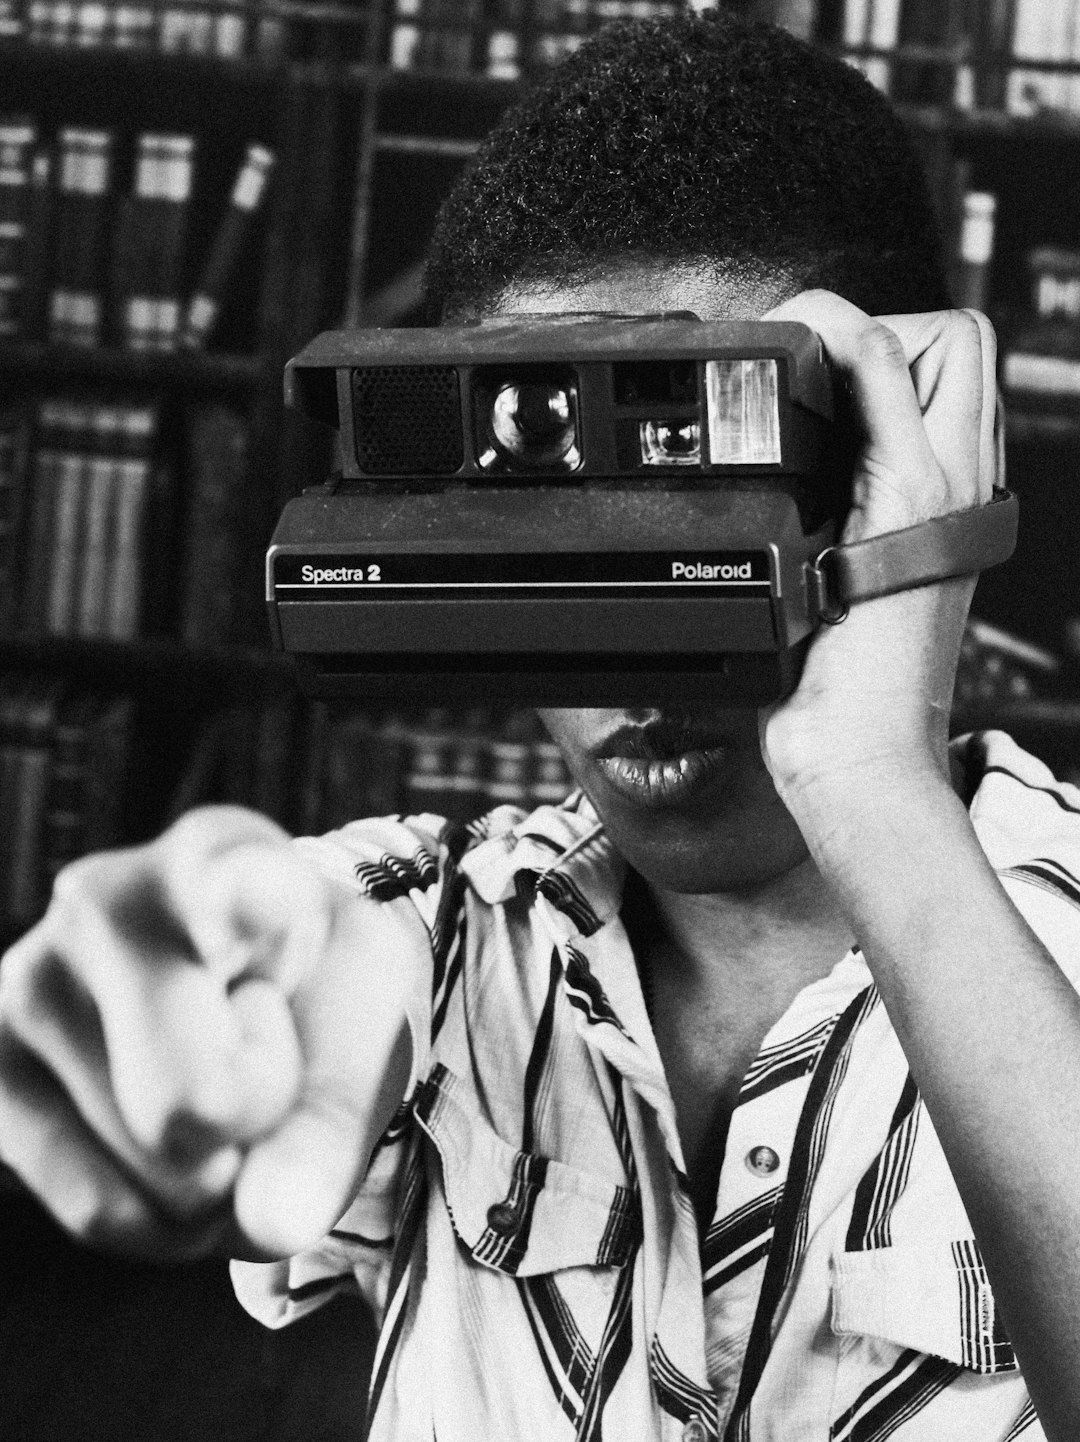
{"left": 682, "top": 1417, "right": 710, "bottom": 1442}
{"left": 486, "top": 1200, "right": 522, "bottom": 1235}
{"left": 745, "top": 1145, "right": 781, "bottom": 1178}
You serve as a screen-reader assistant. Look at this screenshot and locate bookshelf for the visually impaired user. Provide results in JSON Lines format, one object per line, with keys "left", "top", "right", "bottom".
{"left": 0, "top": 0, "right": 1079, "bottom": 944}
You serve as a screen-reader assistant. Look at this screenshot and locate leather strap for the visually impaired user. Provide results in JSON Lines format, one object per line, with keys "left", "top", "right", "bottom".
{"left": 807, "top": 487, "right": 1019, "bottom": 624}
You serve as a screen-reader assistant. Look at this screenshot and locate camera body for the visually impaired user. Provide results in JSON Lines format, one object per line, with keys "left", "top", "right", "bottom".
{"left": 267, "top": 314, "right": 850, "bottom": 705}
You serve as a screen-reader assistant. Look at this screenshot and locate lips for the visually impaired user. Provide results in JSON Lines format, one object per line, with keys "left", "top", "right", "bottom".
{"left": 592, "top": 716, "right": 738, "bottom": 808}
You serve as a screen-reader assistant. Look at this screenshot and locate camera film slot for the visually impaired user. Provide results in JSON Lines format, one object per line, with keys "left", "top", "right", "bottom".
{"left": 274, "top": 550, "right": 772, "bottom": 597}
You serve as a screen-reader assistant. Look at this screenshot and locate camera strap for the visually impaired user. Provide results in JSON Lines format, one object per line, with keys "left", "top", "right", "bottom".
{"left": 807, "top": 487, "right": 1019, "bottom": 624}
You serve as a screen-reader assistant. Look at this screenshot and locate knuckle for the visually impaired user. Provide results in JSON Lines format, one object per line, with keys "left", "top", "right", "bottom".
{"left": 855, "top": 320, "right": 907, "bottom": 373}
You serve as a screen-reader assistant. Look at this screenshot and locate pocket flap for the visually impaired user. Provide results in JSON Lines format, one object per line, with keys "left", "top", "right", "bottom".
{"left": 831, "top": 1240, "right": 1017, "bottom": 1374}
{"left": 415, "top": 1063, "right": 640, "bottom": 1276}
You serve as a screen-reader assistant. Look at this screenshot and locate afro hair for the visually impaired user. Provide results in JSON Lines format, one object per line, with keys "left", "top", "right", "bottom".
{"left": 423, "top": 9, "right": 951, "bottom": 320}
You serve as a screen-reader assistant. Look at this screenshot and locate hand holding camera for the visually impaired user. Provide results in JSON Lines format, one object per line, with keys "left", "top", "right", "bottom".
{"left": 758, "top": 293, "right": 1001, "bottom": 809}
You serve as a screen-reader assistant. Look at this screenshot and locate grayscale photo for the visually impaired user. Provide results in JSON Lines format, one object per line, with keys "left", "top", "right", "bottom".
{"left": 1, "top": 0, "right": 1079, "bottom": 1437}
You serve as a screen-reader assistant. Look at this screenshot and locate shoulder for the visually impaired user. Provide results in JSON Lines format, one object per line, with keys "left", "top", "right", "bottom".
{"left": 958, "top": 730, "right": 1080, "bottom": 983}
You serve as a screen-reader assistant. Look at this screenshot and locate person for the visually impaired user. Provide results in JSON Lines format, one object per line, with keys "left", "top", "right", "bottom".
{"left": 1, "top": 11, "right": 1078, "bottom": 1441}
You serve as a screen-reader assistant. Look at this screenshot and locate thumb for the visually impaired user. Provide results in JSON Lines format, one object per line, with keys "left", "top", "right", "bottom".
{"left": 229, "top": 898, "right": 426, "bottom": 1256}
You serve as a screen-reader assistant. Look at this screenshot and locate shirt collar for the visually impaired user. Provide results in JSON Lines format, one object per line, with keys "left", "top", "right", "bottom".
{"left": 459, "top": 791, "right": 627, "bottom": 944}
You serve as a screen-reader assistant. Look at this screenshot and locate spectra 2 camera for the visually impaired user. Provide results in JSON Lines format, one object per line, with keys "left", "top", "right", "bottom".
{"left": 266, "top": 314, "right": 1017, "bottom": 705}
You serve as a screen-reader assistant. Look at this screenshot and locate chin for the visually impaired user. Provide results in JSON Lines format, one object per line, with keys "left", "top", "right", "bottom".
{"left": 594, "top": 790, "right": 810, "bottom": 895}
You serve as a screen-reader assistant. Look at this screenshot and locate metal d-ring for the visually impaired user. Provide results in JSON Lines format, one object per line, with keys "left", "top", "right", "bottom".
{"left": 808, "top": 547, "right": 849, "bottom": 625}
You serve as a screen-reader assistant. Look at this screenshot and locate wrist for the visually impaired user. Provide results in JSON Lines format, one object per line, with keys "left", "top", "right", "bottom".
{"left": 776, "top": 751, "right": 962, "bottom": 858}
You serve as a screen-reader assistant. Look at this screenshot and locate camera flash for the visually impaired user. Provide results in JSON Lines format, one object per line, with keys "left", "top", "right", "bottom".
{"left": 706, "top": 358, "right": 781, "bottom": 465}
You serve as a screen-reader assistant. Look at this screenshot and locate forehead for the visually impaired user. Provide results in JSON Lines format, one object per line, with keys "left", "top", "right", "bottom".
{"left": 487, "top": 259, "right": 798, "bottom": 323}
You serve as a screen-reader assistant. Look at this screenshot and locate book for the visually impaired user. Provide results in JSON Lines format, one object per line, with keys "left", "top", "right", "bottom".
{"left": 112, "top": 0, "right": 156, "bottom": 46}
{"left": 952, "top": 189, "right": 996, "bottom": 311}
{"left": 19, "top": 139, "right": 56, "bottom": 341}
{"left": 0, "top": 115, "right": 38, "bottom": 339}
{"left": 47, "top": 127, "right": 114, "bottom": 347}
{"left": 890, "top": 0, "right": 960, "bottom": 105}
{"left": 38, "top": 685, "right": 135, "bottom": 902}
{"left": 39, "top": 684, "right": 95, "bottom": 886}
{"left": 1003, "top": 245, "right": 1080, "bottom": 400}
{"left": 213, "top": 0, "right": 248, "bottom": 56}
{"left": 969, "top": 0, "right": 1014, "bottom": 110}
{"left": 109, "top": 132, "right": 195, "bottom": 352}
{"left": 177, "top": 401, "right": 250, "bottom": 646}
{"left": 20, "top": 395, "right": 97, "bottom": 638}
{"left": 318, "top": 710, "right": 407, "bottom": 830}
{"left": 0, "top": 401, "right": 32, "bottom": 634}
{"left": 160, "top": 0, "right": 214, "bottom": 53}
{"left": 179, "top": 142, "right": 275, "bottom": 350}
{"left": 1007, "top": 0, "right": 1070, "bottom": 115}
{"left": 0, "top": 672, "right": 64, "bottom": 926}
{"left": 101, "top": 400, "right": 158, "bottom": 640}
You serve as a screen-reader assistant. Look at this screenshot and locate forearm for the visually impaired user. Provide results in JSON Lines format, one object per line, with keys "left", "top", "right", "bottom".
{"left": 786, "top": 765, "right": 1080, "bottom": 1440}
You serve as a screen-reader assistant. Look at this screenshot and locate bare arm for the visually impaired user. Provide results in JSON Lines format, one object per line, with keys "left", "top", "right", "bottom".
{"left": 762, "top": 293, "right": 1080, "bottom": 1440}
{"left": 0, "top": 806, "right": 427, "bottom": 1261}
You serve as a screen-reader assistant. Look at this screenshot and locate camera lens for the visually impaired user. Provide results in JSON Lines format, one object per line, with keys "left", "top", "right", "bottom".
{"left": 640, "top": 419, "right": 701, "bottom": 467}
{"left": 481, "top": 376, "right": 581, "bottom": 472}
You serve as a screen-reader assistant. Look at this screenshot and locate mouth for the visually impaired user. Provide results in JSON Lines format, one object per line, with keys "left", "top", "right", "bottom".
{"left": 592, "top": 715, "right": 740, "bottom": 808}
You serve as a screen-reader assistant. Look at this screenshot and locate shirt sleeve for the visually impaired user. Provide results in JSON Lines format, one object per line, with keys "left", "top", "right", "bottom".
{"left": 231, "top": 811, "right": 461, "bottom": 1329}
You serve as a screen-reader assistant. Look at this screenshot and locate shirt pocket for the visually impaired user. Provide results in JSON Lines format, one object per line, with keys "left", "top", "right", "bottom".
{"left": 414, "top": 1061, "right": 641, "bottom": 1276}
{"left": 830, "top": 1239, "right": 1018, "bottom": 1374}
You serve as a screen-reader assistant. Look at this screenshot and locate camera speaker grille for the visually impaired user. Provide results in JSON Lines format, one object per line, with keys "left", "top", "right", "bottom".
{"left": 352, "top": 366, "right": 463, "bottom": 475}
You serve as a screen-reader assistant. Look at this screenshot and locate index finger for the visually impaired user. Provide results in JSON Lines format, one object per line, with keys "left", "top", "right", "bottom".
{"left": 764, "top": 289, "right": 945, "bottom": 522}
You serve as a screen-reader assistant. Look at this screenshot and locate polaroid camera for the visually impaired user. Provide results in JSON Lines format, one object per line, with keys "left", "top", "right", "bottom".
{"left": 266, "top": 314, "right": 1017, "bottom": 705}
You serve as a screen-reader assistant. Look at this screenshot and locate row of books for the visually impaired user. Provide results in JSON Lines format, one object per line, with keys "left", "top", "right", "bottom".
{"left": 387, "top": 0, "right": 680, "bottom": 77}
{"left": 0, "top": 687, "right": 574, "bottom": 930}
{"left": 169, "top": 701, "right": 574, "bottom": 837}
{"left": 4, "top": 393, "right": 252, "bottom": 646}
{"left": 0, "top": 116, "right": 275, "bottom": 352}
{"left": 2, "top": 632, "right": 1061, "bottom": 933}
{"left": 0, "top": 0, "right": 370, "bottom": 62}
{"left": 0, "top": 673, "right": 133, "bottom": 927}
{"left": 840, "top": 0, "right": 1080, "bottom": 116}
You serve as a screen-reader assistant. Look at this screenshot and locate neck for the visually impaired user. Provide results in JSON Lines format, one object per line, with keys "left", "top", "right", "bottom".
{"left": 641, "top": 854, "right": 855, "bottom": 1023}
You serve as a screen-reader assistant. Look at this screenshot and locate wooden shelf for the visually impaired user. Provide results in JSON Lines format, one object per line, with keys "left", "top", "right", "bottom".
{"left": 0, "top": 340, "right": 267, "bottom": 393}
{"left": 0, "top": 635, "right": 296, "bottom": 690}
{"left": 953, "top": 697, "right": 1080, "bottom": 736}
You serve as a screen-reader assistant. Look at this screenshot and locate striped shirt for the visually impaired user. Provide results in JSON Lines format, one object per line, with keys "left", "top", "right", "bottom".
{"left": 232, "top": 730, "right": 1077, "bottom": 1442}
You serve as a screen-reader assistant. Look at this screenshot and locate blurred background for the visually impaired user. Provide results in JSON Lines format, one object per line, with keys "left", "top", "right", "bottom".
{"left": 1, "top": 0, "right": 1080, "bottom": 1435}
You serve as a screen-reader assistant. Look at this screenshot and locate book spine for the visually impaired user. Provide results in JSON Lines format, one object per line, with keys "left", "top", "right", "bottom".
{"left": 75, "top": 451, "right": 119, "bottom": 637}
{"left": 111, "top": 0, "right": 155, "bottom": 46}
{"left": 0, "top": 400, "right": 31, "bottom": 632}
{"left": 213, "top": 0, "right": 248, "bottom": 56}
{"left": 1008, "top": 0, "right": 1056, "bottom": 114}
{"left": 179, "top": 142, "right": 275, "bottom": 349}
{"left": 47, "top": 127, "right": 113, "bottom": 347}
{"left": 953, "top": 189, "right": 997, "bottom": 311}
{"left": 103, "top": 403, "right": 158, "bottom": 640}
{"left": 178, "top": 402, "right": 250, "bottom": 645}
{"left": 160, "top": 0, "right": 214, "bottom": 53}
{"left": 3, "top": 675, "right": 63, "bottom": 926}
{"left": 0, "top": 115, "right": 38, "bottom": 340}
{"left": 19, "top": 141, "right": 55, "bottom": 341}
{"left": 0, "top": 0, "right": 23, "bottom": 37}
{"left": 80, "top": 690, "right": 135, "bottom": 853}
{"left": 40, "top": 690, "right": 94, "bottom": 890}
{"left": 46, "top": 447, "right": 88, "bottom": 636}
{"left": 73, "top": 0, "right": 108, "bottom": 45}
{"left": 111, "top": 132, "right": 195, "bottom": 352}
